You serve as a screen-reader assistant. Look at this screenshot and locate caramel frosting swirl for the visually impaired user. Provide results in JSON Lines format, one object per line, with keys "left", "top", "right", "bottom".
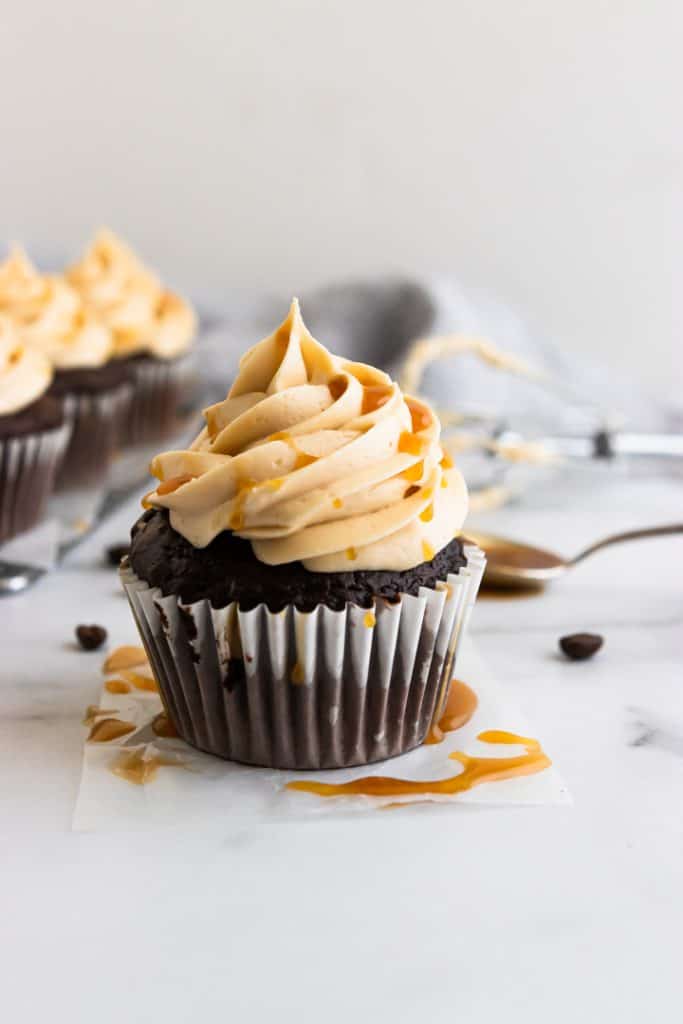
{"left": 147, "top": 300, "right": 468, "bottom": 572}
{"left": 0, "top": 314, "right": 53, "bottom": 415}
{"left": 67, "top": 229, "right": 196, "bottom": 360}
{"left": 0, "top": 247, "right": 112, "bottom": 369}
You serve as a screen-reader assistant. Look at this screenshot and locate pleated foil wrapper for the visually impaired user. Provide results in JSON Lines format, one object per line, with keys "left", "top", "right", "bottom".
{"left": 120, "top": 546, "right": 485, "bottom": 770}
{"left": 0, "top": 420, "right": 70, "bottom": 545}
{"left": 122, "top": 352, "right": 198, "bottom": 446}
{"left": 55, "top": 383, "right": 132, "bottom": 491}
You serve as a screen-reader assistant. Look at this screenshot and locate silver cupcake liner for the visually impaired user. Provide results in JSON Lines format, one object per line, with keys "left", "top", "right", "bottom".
{"left": 122, "top": 352, "right": 198, "bottom": 446}
{"left": 120, "top": 546, "right": 485, "bottom": 770}
{"left": 0, "top": 419, "right": 70, "bottom": 545}
{"left": 56, "top": 383, "right": 132, "bottom": 491}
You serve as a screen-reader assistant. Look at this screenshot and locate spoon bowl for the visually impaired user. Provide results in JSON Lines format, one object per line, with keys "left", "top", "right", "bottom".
{"left": 465, "top": 522, "right": 683, "bottom": 589}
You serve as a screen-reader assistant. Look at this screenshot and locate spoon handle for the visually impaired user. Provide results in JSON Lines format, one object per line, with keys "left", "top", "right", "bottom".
{"left": 570, "top": 523, "right": 683, "bottom": 566}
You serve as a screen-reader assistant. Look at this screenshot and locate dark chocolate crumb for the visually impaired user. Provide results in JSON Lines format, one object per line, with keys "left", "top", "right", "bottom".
{"left": 559, "top": 632, "right": 604, "bottom": 661}
{"left": 106, "top": 543, "right": 130, "bottom": 567}
{"left": 76, "top": 624, "right": 108, "bottom": 651}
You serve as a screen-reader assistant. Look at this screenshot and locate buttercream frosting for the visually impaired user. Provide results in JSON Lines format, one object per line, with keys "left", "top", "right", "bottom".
{"left": 0, "top": 247, "right": 112, "bottom": 369}
{"left": 0, "top": 314, "right": 53, "bottom": 415}
{"left": 146, "top": 300, "right": 468, "bottom": 572}
{"left": 67, "top": 230, "right": 196, "bottom": 360}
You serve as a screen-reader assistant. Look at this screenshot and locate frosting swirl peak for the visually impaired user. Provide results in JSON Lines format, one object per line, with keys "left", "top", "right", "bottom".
{"left": 147, "top": 300, "right": 468, "bottom": 572}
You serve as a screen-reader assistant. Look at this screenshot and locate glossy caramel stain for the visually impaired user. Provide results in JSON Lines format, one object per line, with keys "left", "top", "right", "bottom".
{"left": 82, "top": 705, "right": 117, "bottom": 727}
{"left": 156, "top": 473, "right": 195, "bottom": 496}
{"left": 152, "top": 712, "right": 179, "bottom": 738}
{"left": 290, "top": 662, "right": 305, "bottom": 685}
{"left": 346, "top": 546, "right": 358, "bottom": 560}
{"left": 404, "top": 485, "right": 420, "bottom": 498}
{"left": 363, "top": 611, "right": 376, "bottom": 628}
{"left": 332, "top": 497, "right": 343, "bottom": 509}
{"left": 422, "top": 540, "right": 435, "bottom": 562}
{"left": 401, "top": 460, "right": 423, "bottom": 482}
{"left": 287, "top": 731, "right": 551, "bottom": 799}
{"left": 361, "top": 384, "right": 392, "bottom": 415}
{"left": 328, "top": 375, "right": 348, "bottom": 401}
{"left": 120, "top": 669, "right": 158, "bottom": 692}
{"left": 424, "top": 679, "right": 478, "bottom": 744}
{"left": 104, "top": 679, "right": 132, "bottom": 694}
{"left": 419, "top": 503, "right": 434, "bottom": 523}
{"left": 229, "top": 478, "right": 256, "bottom": 530}
{"left": 405, "top": 397, "right": 431, "bottom": 433}
{"left": 110, "top": 749, "right": 181, "bottom": 786}
{"left": 88, "top": 718, "right": 137, "bottom": 743}
{"left": 398, "top": 432, "right": 423, "bottom": 456}
{"left": 102, "top": 646, "right": 147, "bottom": 674}
{"left": 440, "top": 451, "right": 454, "bottom": 470}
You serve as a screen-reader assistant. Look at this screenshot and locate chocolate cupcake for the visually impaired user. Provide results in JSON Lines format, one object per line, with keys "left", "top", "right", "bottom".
{"left": 0, "top": 315, "right": 69, "bottom": 544}
{"left": 121, "top": 300, "right": 484, "bottom": 769}
{"left": 66, "top": 230, "right": 197, "bottom": 446}
{"left": 0, "top": 247, "right": 132, "bottom": 490}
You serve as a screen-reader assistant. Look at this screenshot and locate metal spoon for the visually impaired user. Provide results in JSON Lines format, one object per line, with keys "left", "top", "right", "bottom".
{"left": 465, "top": 523, "right": 683, "bottom": 588}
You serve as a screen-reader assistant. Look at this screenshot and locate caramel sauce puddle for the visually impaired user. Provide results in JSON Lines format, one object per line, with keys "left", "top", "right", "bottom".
{"left": 287, "top": 731, "right": 551, "bottom": 799}
{"left": 423, "top": 679, "right": 478, "bottom": 744}
{"left": 110, "top": 749, "right": 183, "bottom": 786}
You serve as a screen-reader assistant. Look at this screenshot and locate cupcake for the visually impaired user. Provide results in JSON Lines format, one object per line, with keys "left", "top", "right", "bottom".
{"left": 66, "top": 229, "right": 197, "bottom": 446}
{"left": 0, "top": 315, "right": 69, "bottom": 544}
{"left": 121, "top": 300, "right": 484, "bottom": 769}
{"left": 0, "top": 247, "right": 132, "bottom": 490}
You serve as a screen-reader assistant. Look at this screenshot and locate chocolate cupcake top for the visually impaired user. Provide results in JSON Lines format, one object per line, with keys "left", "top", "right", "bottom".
{"left": 0, "top": 314, "right": 53, "bottom": 416}
{"left": 145, "top": 300, "right": 468, "bottom": 572}
{"left": 66, "top": 229, "right": 196, "bottom": 361}
{"left": 0, "top": 247, "right": 113, "bottom": 369}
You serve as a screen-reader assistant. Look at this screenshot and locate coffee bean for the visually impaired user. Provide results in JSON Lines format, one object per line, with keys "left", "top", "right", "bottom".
{"left": 76, "top": 624, "right": 108, "bottom": 651}
{"left": 559, "top": 632, "right": 604, "bottom": 661}
{"left": 105, "top": 543, "right": 130, "bottom": 567}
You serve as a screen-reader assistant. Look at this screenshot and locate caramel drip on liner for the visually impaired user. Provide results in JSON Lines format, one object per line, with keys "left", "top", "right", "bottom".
{"left": 423, "top": 680, "right": 478, "bottom": 745}
{"left": 287, "top": 731, "right": 551, "bottom": 799}
{"left": 363, "top": 611, "right": 376, "bottom": 628}
{"left": 152, "top": 712, "right": 179, "bottom": 738}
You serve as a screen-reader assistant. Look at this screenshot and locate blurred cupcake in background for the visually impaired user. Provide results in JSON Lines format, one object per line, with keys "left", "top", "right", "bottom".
{"left": 0, "top": 247, "right": 132, "bottom": 491}
{"left": 67, "top": 229, "right": 197, "bottom": 445}
{"left": 0, "top": 315, "right": 68, "bottom": 543}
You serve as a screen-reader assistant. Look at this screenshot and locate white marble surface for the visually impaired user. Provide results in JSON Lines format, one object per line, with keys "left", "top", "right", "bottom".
{"left": 1, "top": 464, "right": 682, "bottom": 1024}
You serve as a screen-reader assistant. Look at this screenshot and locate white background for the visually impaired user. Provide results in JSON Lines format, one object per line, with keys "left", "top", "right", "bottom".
{"left": 1, "top": 1, "right": 681, "bottom": 399}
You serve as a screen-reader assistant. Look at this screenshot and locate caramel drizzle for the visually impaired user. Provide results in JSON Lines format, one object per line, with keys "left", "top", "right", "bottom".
{"left": 287, "top": 731, "right": 551, "bottom": 799}
{"left": 361, "top": 384, "right": 392, "bottom": 415}
{"left": 423, "top": 679, "right": 478, "bottom": 745}
{"left": 151, "top": 712, "right": 179, "bottom": 738}
{"left": 102, "top": 645, "right": 148, "bottom": 674}
{"left": 88, "top": 718, "right": 137, "bottom": 743}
